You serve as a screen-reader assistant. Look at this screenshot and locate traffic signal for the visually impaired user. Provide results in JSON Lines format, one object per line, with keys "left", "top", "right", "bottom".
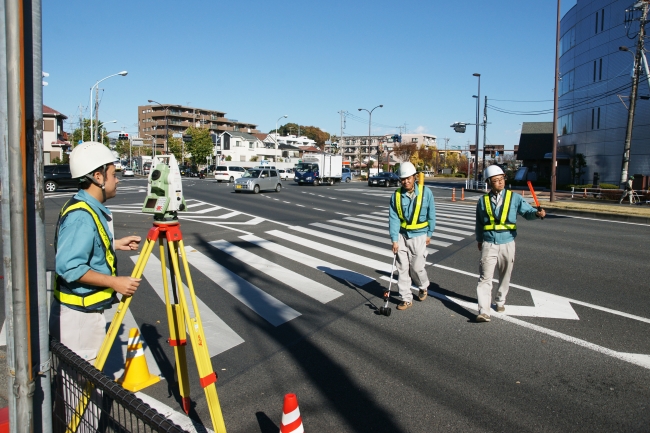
{"left": 118, "top": 133, "right": 129, "bottom": 141}
{"left": 450, "top": 122, "right": 467, "bottom": 133}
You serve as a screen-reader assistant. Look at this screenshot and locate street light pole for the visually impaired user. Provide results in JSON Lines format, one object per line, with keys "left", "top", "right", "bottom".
{"left": 101, "top": 121, "right": 117, "bottom": 144}
{"left": 89, "top": 71, "right": 127, "bottom": 142}
{"left": 276, "top": 115, "right": 288, "bottom": 162}
{"left": 358, "top": 104, "right": 383, "bottom": 174}
{"left": 473, "top": 73, "right": 480, "bottom": 182}
{"left": 148, "top": 100, "right": 172, "bottom": 154}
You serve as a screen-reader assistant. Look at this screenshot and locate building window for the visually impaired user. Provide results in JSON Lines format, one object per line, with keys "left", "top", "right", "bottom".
{"left": 558, "top": 113, "right": 573, "bottom": 136}
{"left": 560, "top": 27, "right": 576, "bottom": 56}
{"left": 595, "top": 11, "right": 599, "bottom": 34}
{"left": 411, "top": 138, "right": 418, "bottom": 143}
{"left": 560, "top": 69, "right": 574, "bottom": 95}
{"left": 601, "top": 8, "right": 605, "bottom": 32}
{"left": 599, "top": 58, "right": 603, "bottom": 81}
{"left": 591, "top": 108, "right": 595, "bottom": 130}
{"left": 597, "top": 107, "right": 601, "bottom": 129}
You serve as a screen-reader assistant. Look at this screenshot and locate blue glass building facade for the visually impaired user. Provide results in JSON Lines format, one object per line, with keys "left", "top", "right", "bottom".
{"left": 559, "top": 0, "right": 649, "bottom": 184}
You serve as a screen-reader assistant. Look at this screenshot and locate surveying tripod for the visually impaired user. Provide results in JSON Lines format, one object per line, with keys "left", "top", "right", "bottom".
{"left": 69, "top": 220, "right": 227, "bottom": 433}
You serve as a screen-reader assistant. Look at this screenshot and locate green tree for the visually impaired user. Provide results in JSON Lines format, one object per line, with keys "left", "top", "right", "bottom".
{"left": 571, "top": 153, "right": 587, "bottom": 184}
{"left": 113, "top": 139, "right": 130, "bottom": 160}
{"left": 185, "top": 127, "right": 214, "bottom": 165}
{"left": 167, "top": 134, "right": 183, "bottom": 162}
{"left": 70, "top": 118, "right": 110, "bottom": 146}
{"left": 367, "top": 159, "right": 375, "bottom": 177}
{"left": 269, "top": 123, "right": 330, "bottom": 148}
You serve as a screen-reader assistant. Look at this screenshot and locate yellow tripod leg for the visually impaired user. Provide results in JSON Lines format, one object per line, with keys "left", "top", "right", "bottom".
{"left": 67, "top": 236, "right": 157, "bottom": 432}
{"left": 171, "top": 240, "right": 227, "bottom": 433}
{"left": 163, "top": 239, "right": 191, "bottom": 414}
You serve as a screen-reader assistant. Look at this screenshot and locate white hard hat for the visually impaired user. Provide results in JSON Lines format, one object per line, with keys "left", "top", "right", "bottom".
{"left": 399, "top": 161, "right": 417, "bottom": 178}
{"left": 70, "top": 141, "right": 117, "bottom": 178}
{"left": 484, "top": 165, "right": 505, "bottom": 179}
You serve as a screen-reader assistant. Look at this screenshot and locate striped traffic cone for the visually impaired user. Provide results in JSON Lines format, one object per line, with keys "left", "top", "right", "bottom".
{"left": 461, "top": 187, "right": 465, "bottom": 201}
{"left": 451, "top": 188, "right": 456, "bottom": 202}
{"left": 280, "top": 393, "right": 304, "bottom": 433}
{"left": 117, "top": 328, "right": 160, "bottom": 392}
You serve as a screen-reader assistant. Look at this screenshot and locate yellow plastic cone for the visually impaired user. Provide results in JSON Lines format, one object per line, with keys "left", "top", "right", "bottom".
{"left": 117, "top": 328, "right": 160, "bottom": 392}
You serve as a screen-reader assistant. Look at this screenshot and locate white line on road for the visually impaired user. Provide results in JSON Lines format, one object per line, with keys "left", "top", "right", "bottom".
{"left": 313, "top": 208, "right": 326, "bottom": 211}
{"left": 335, "top": 212, "right": 350, "bottom": 216}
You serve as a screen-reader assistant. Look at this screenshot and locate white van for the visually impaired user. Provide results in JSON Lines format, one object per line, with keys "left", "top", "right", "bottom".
{"left": 214, "top": 165, "right": 246, "bottom": 182}
{"left": 278, "top": 169, "right": 294, "bottom": 180}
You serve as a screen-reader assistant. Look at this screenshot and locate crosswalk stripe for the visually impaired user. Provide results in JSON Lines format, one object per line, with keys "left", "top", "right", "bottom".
{"left": 432, "top": 225, "right": 473, "bottom": 236}
{"left": 183, "top": 247, "right": 301, "bottom": 327}
{"left": 326, "top": 220, "right": 452, "bottom": 247}
{"left": 289, "top": 225, "right": 394, "bottom": 258}
{"left": 240, "top": 234, "right": 374, "bottom": 286}
{"left": 436, "top": 205, "right": 475, "bottom": 214}
{"left": 131, "top": 255, "right": 245, "bottom": 353}
{"left": 436, "top": 218, "right": 474, "bottom": 230}
{"left": 436, "top": 212, "right": 474, "bottom": 221}
{"left": 342, "top": 217, "right": 463, "bottom": 241}
{"left": 208, "top": 240, "right": 342, "bottom": 304}
{"left": 266, "top": 230, "right": 393, "bottom": 273}
{"left": 359, "top": 214, "right": 387, "bottom": 222}
{"left": 308, "top": 223, "right": 439, "bottom": 254}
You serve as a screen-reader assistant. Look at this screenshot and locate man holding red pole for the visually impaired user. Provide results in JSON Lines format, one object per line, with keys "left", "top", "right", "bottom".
{"left": 474, "top": 165, "right": 545, "bottom": 322}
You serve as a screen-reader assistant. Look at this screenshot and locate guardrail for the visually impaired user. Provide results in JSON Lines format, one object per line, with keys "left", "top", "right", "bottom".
{"left": 569, "top": 187, "right": 649, "bottom": 203}
{"left": 465, "top": 179, "right": 488, "bottom": 191}
{"left": 50, "top": 338, "right": 188, "bottom": 433}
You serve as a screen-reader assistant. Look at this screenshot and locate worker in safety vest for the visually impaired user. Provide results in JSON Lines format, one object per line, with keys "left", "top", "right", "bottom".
{"left": 49, "top": 141, "right": 142, "bottom": 361}
{"left": 474, "top": 165, "right": 545, "bottom": 323}
{"left": 389, "top": 162, "right": 436, "bottom": 311}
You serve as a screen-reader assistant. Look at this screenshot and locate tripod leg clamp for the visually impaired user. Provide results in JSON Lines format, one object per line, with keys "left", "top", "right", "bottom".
{"left": 167, "top": 338, "right": 187, "bottom": 347}
{"left": 199, "top": 372, "right": 217, "bottom": 388}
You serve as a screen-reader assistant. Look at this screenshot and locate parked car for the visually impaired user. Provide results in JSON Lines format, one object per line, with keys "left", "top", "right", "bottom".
{"left": 233, "top": 168, "right": 282, "bottom": 194}
{"left": 341, "top": 167, "right": 352, "bottom": 183}
{"left": 122, "top": 168, "right": 135, "bottom": 177}
{"left": 368, "top": 172, "right": 400, "bottom": 187}
{"left": 44, "top": 164, "right": 77, "bottom": 193}
{"left": 278, "top": 168, "right": 294, "bottom": 180}
{"left": 214, "top": 165, "right": 246, "bottom": 182}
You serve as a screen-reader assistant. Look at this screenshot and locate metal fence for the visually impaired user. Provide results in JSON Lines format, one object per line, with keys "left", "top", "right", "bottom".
{"left": 50, "top": 339, "right": 188, "bottom": 433}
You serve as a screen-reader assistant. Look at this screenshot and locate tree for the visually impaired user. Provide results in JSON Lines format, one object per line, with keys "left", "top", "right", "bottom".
{"left": 167, "top": 134, "right": 183, "bottom": 162}
{"left": 113, "top": 139, "right": 130, "bottom": 160}
{"left": 367, "top": 159, "right": 375, "bottom": 177}
{"left": 393, "top": 143, "right": 417, "bottom": 164}
{"left": 70, "top": 118, "right": 110, "bottom": 146}
{"left": 269, "top": 123, "right": 330, "bottom": 148}
{"left": 185, "top": 127, "right": 214, "bottom": 166}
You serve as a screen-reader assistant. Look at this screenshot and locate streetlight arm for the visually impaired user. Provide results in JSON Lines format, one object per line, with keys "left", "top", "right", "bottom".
{"left": 89, "top": 71, "right": 128, "bottom": 142}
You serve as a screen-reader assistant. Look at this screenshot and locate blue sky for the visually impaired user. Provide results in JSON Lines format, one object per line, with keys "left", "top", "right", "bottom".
{"left": 43, "top": 0, "right": 577, "bottom": 150}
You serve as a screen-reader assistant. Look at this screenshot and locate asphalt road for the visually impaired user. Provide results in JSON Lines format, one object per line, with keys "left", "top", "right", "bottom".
{"left": 2, "top": 176, "right": 650, "bottom": 432}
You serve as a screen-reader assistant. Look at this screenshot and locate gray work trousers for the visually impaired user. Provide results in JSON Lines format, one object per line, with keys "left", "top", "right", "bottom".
{"left": 396, "top": 234, "right": 429, "bottom": 303}
{"left": 476, "top": 241, "right": 516, "bottom": 315}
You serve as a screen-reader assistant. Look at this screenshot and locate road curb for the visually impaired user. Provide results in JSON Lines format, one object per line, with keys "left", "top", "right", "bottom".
{"left": 544, "top": 207, "right": 650, "bottom": 224}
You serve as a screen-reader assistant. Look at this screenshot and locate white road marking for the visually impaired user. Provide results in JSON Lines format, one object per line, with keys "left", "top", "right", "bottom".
{"left": 343, "top": 217, "right": 464, "bottom": 241}
{"left": 313, "top": 208, "right": 326, "bottom": 211}
{"left": 335, "top": 212, "right": 350, "bottom": 216}
{"left": 135, "top": 391, "right": 215, "bottom": 433}
{"left": 208, "top": 240, "right": 342, "bottom": 304}
{"left": 289, "top": 225, "right": 394, "bottom": 258}
{"left": 296, "top": 204, "right": 305, "bottom": 207}
{"left": 326, "top": 219, "right": 452, "bottom": 248}
{"left": 240, "top": 234, "right": 374, "bottom": 286}
{"left": 131, "top": 255, "right": 245, "bottom": 354}
{"left": 184, "top": 247, "right": 301, "bottom": 327}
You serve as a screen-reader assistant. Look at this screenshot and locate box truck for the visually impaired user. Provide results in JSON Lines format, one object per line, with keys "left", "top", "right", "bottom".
{"left": 294, "top": 154, "right": 343, "bottom": 186}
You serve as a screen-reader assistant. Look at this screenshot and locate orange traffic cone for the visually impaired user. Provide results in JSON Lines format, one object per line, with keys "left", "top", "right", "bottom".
{"left": 451, "top": 188, "right": 456, "bottom": 202}
{"left": 461, "top": 187, "right": 465, "bottom": 201}
{"left": 583, "top": 188, "right": 587, "bottom": 198}
{"left": 117, "top": 328, "right": 160, "bottom": 392}
{"left": 280, "top": 393, "right": 304, "bottom": 433}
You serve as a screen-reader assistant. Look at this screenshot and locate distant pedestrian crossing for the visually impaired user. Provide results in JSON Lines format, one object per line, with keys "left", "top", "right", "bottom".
{"left": 0, "top": 201, "right": 478, "bottom": 382}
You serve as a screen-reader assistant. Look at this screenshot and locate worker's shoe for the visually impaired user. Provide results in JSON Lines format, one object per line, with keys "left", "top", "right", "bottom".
{"left": 397, "top": 301, "right": 412, "bottom": 311}
{"left": 418, "top": 289, "right": 428, "bottom": 301}
{"left": 476, "top": 313, "right": 491, "bottom": 322}
{"left": 496, "top": 305, "right": 505, "bottom": 313}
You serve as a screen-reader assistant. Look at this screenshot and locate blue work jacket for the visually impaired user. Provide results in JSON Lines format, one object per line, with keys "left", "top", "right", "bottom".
{"left": 55, "top": 190, "right": 116, "bottom": 295}
{"left": 475, "top": 189, "right": 538, "bottom": 244}
{"left": 389, "top": 185, "right": 436, "bottom": 242}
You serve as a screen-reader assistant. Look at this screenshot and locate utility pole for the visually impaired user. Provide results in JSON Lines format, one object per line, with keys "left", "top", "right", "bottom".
{"left": 78, "top": 104, "right": 84, "bottom": 143}
{"left": 442, "top": 137, "right": 450, "bottom": 168}
{"left": 620, "top": 0, "right": 648, "bottom": 187}
{"left": 482, "top": 95, "right": 487, "bottom": 172}
{"left": 94, "top": 86, "right": 100, "bottom": 142}
{"left": 551, "top": 0, "right": 561, "bottom": 201}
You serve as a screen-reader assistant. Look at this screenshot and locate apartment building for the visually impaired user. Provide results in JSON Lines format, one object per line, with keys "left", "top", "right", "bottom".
{"left": 43, "top": 105, "right": 69, "bottom": 164}
{"left": 138, "top": 104, "right": 260, "bottom": 151}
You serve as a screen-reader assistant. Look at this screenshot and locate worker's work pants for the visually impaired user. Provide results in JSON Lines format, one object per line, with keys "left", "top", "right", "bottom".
{"left": 477, "top": 241, "right": 515, "bottom": 315}
{"left": 396, "top": 234, "right": 429, "bottom": 303}
{"left": 619, "top": 190, "right": 634, "bottom": 204}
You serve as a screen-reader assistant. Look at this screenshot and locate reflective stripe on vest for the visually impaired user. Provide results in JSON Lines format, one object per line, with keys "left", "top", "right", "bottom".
{"left": 54, "top": 199, "right": 116, "bottom": 310}
{"left": 483, "top": 190, "right": 516, "bottom": 231}
{"left": 395, "top": 184, "right": 428, "bottom": 230}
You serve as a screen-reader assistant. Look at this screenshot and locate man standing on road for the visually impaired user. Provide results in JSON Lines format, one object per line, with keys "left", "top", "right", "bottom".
{"left": 474, "top": 165, "right": 545, "bottom": 323}
{"left": 50, "top": 141, "right": 142, "bottom": 361}
{"left": 619, "top": 176, "right": 635, "bottom": 204}
{"left": 389, "top": 162, "right": 436, "bottom": 311}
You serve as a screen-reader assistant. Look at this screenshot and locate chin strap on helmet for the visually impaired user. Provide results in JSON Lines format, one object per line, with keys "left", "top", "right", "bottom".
{"left": 84, "top": 164, "right": 108, "bottom": 201}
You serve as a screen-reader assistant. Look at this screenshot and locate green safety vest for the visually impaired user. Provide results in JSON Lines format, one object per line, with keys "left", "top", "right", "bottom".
{"left": 395, "top": 184, "right": 428, "bottom": 230}
{"left": 54, "top": 198, "right": 117, "bottom": 311}
{"left": 483, "top": 190, "right": 517, "bottom": 231}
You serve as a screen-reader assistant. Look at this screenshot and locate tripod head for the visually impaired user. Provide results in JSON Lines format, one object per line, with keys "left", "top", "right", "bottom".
{"left": 141, "top": 154, "right": 187, "bottom": 221}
